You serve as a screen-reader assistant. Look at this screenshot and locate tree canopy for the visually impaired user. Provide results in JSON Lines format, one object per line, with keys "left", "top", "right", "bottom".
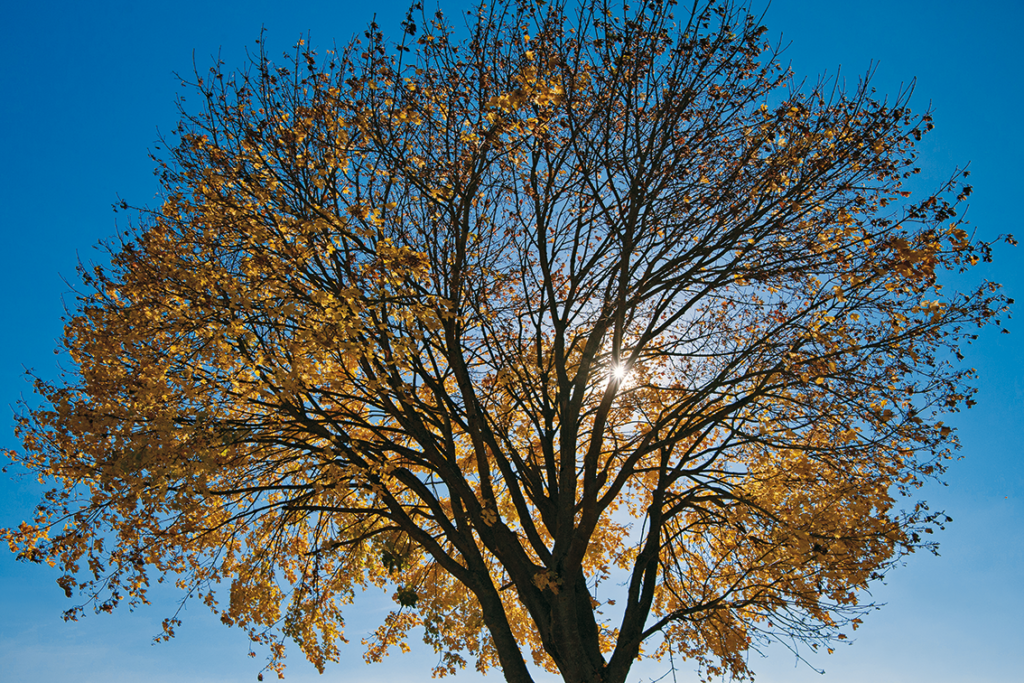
{"left": 3, "top": 1, "right": 1012, "bottom": 681}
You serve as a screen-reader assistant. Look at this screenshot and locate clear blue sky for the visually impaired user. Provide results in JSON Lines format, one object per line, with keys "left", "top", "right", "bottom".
{"left": 1, "top": 1, "right": 1021, "bottom": 681}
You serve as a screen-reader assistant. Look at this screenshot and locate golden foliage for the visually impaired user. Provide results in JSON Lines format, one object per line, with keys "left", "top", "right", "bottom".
{"left": 3, "top": 1, "right": 1012, "bottom": 682}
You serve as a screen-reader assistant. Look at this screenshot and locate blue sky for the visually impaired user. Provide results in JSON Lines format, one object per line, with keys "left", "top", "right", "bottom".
{"left": 1, "top": 1, "right": 1021, "bottom": 681}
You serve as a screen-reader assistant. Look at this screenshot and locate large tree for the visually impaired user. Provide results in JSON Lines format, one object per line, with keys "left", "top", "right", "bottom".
{"left": 3, "top": 0, "right": 1011, "bottom": 681}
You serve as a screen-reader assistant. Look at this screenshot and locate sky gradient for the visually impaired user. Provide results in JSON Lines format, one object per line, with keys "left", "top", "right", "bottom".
{"left": 1, "top": 1, "right": 1021, "bottom": 681}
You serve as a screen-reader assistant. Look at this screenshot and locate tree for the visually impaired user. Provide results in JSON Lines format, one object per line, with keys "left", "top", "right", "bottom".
{"left": 3, "top": 0, "right": 1012, "bottom": 681}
